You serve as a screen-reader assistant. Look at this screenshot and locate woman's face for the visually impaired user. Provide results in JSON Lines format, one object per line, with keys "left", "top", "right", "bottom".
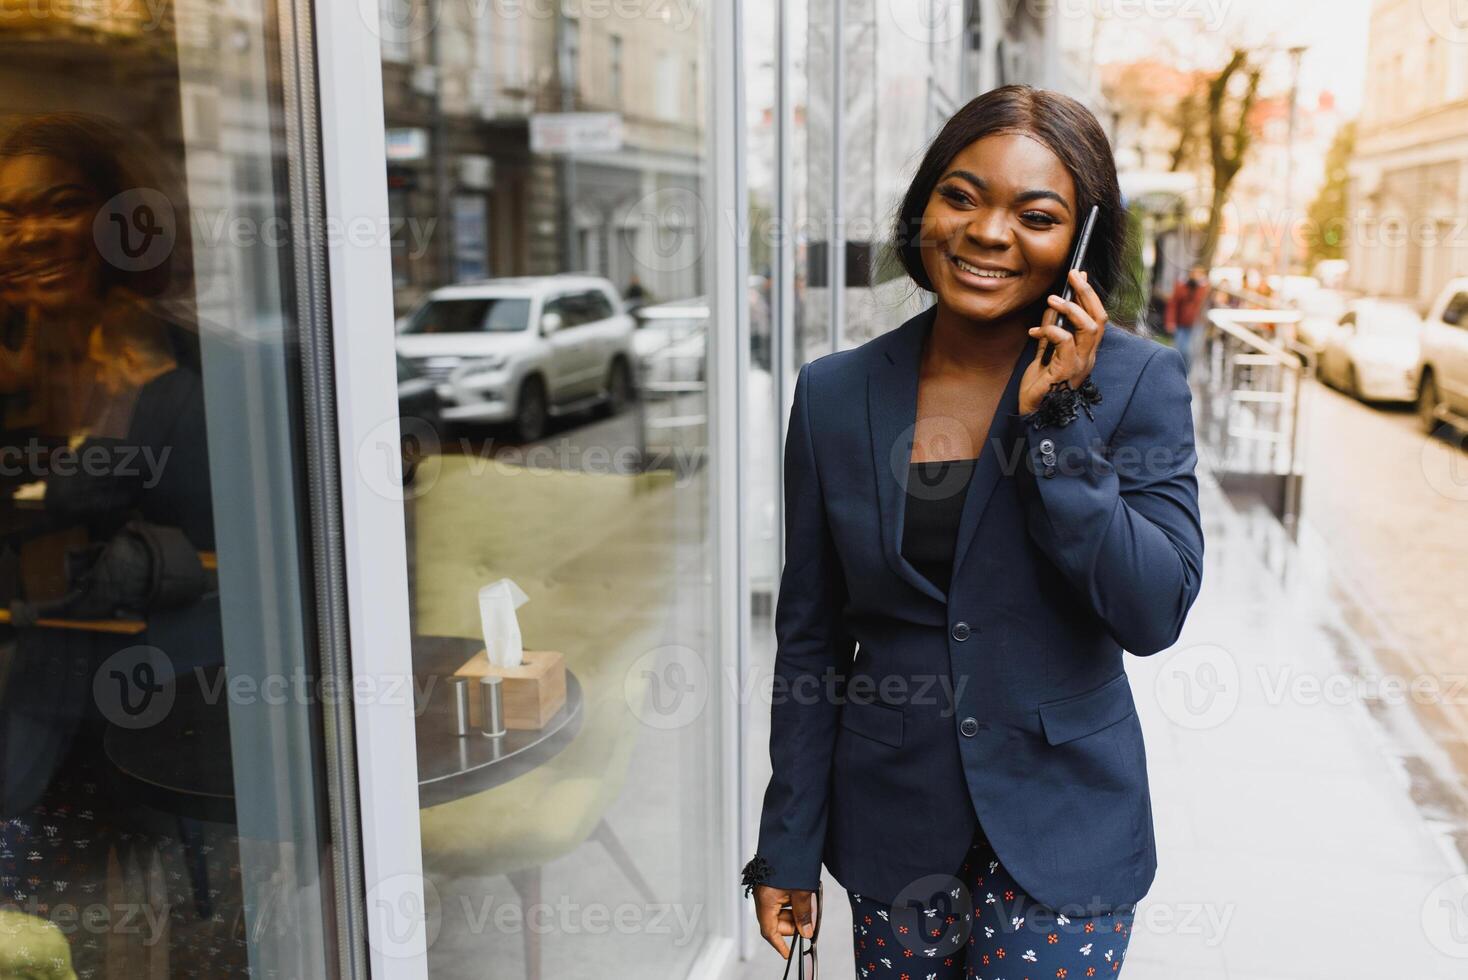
{"left": 0, "top": 153, "right": 106, "bottom": 314}
{"left": 918, "top": 132, "right": 1079, "bottom": 327}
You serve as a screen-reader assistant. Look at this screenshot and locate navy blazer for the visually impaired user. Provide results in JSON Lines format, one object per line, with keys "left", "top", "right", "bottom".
{"left": 752, "top": 302, "right": 1204, "bottom": 915}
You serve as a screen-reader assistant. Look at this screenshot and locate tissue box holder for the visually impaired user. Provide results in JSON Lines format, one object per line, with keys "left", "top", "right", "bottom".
{"left": 454, "top": 648, "right": 566, "bottom": 730}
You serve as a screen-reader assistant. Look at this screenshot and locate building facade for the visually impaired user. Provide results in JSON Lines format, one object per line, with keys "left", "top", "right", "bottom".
{"left": 1347, "top": 0, "right": 1468, "bottom": 307}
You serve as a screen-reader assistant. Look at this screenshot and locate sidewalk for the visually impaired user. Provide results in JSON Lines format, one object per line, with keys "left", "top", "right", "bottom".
{"left": 1123, "top": 467, "right": 1468, "bottom": 978}
{"left": 741, "top": 463, "right": 1468, "bottom": 979}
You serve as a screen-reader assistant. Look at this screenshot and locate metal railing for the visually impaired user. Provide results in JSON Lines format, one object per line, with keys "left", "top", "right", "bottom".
{"left": 1194, "top": 289, "right": 1311, "bottom": 534}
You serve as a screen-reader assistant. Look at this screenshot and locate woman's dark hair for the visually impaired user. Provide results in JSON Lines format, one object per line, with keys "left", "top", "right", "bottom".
{"left": 889, "top": 84, "right": 1142, "bottom": 329}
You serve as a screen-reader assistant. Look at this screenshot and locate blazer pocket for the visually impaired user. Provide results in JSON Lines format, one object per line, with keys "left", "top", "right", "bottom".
{"left": 840, "top": 698, "right": 904, "bottom": 748}
{"left": 1038, "top": 673, "right": 1135, "bottom": 745}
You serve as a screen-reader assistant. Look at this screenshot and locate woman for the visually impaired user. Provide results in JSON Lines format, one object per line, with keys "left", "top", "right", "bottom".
{"left": 743, "top": 85, "right": 1204, "bottom": 977}
{"left": 0, "top": 112, "right": 240, "bottom": 978}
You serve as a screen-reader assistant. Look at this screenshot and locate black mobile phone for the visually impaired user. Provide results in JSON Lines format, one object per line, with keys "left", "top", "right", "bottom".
{"left": 1039, "top": 203, "right": 1101, "bottom": 367}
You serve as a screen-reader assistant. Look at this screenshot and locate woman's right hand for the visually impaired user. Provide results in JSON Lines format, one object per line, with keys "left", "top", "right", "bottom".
{"left": 752, "top": 883, "right": 816, "bottom": 958}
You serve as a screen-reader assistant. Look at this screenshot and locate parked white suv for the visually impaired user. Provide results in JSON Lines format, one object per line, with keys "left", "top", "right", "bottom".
{"left": 1417, "top": 277, "right": 1468, "bottom": 434}
{"left": 396, "top": 275, "right": 637, "bottom": 442}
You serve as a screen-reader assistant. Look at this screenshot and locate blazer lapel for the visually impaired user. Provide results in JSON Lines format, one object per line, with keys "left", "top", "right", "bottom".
{"left": 868, "top": 306, "right": 946, "bottom": 602}
{"left": 867, "top": 304, "right": 1038, "bottom": 603}
{"left": 949, "top": 331, "right": 1039, "bottom": 582}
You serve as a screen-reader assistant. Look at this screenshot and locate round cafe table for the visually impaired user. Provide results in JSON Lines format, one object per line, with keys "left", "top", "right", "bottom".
{"left": 102, "top": 634, "right": 584, "bottom": 820}
{"left": 411, "top": 634, "right": 584, "bottom": 808}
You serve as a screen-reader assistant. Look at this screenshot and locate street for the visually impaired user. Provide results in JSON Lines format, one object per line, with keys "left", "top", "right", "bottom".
{"left": 1298, "top": 377, "right": 1468, "bottom": 799}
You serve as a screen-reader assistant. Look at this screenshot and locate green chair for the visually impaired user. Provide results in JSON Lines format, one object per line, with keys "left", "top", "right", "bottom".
{"left": 0, "top": 909, "right": 78, "bottom": 980}
{"left": 410, "top": 460, "right": 680, "bottom": 978}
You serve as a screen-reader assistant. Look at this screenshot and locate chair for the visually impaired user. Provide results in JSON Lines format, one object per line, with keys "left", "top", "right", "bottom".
{"left": 410, "top": 459, "right": 682, "bottom": 978}
{"left": 0, "top": 908, "right": 80, "bottom": 980}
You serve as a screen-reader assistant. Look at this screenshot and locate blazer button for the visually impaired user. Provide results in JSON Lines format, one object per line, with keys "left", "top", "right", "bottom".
{"left": 951, "top": 621, "right": 971, "bottom": 641}
{"left": 960, "top": 717, "right": 980, "bottom": 737}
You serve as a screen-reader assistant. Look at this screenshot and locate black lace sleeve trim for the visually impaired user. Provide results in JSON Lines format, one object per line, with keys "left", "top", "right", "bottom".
{"left": 1021, "top": 376, "right": 1102, "bottom": 430}
{"left": 741, "top": 854, "right": 774, "bottom": 898}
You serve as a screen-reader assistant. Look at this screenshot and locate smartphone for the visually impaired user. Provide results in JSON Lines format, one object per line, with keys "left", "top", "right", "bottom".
{"left": 1039, "top": 203, "right": 1101, "bottom": 367}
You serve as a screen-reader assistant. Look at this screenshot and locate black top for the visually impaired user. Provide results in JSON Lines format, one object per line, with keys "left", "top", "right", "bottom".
{"left": 901, "top": 456, "right": 979, "bottom": 596}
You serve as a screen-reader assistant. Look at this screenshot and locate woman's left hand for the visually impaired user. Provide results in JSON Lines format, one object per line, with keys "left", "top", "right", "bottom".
{"left": 1017, "top": 268, "right": 1107, "bottom": 415}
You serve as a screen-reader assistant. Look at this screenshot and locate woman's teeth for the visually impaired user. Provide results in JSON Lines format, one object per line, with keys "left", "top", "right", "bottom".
{"left": 951, "top": 255, "right": 1015, "bottom": 278}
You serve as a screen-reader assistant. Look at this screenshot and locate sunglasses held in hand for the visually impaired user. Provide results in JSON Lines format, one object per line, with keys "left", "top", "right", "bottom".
{"left": 780, "top": 882, "right": 821, "bottom": 980}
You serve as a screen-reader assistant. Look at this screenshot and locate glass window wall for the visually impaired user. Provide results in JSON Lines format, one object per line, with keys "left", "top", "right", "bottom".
{"left": 0, "top": 2, "right": 348, "bottom": 977}
{"left": 369, "top": 1, "right": 727, "bottom": 976}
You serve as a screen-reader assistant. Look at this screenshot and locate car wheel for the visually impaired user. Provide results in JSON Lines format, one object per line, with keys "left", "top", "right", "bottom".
{"left": 514, "top": 376, "right": 548, "bottom": 443}
{"left": 1318, "top": 355, "right": 1337, "bottom": 389}
{"left": 1345, "top": 362, "right": 1361, "bottom": 399}
{"left": 1418, "top": 371, "right": 1442, "bottom": 435}
{"left": 1328, "top": 360, "right": 1343, "bottom": 390}
{"left": 601, "top": 358, "right": 633, "bottom": 417}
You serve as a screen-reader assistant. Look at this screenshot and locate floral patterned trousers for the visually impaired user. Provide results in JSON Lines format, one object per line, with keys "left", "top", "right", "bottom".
{"left": 848, "top": 829, "right": 1134, "bottom": 979}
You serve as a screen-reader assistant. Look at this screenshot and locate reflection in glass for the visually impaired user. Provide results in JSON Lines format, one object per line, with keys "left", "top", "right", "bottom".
{"left": 402, "top": 297, "right": 535, "bottom": 335}
{"left": 378, "top": 1, "right": 720, "bottom": 976}
{"left": 0, "top": 4, "right": 340, "bottom": 978}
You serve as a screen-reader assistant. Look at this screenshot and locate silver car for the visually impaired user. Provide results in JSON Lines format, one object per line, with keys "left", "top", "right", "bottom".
{"left": 1318, "top": 299, "right": 1421, "bottom": 403}
{"left": 1418, "top": 277, "right": 1468, "bottom": 433}
{"left": 395, "top": 275, "right": 637, "bottom": 442}
{"left": 1293, "top": 287, "right": 1348, "bottom": 356}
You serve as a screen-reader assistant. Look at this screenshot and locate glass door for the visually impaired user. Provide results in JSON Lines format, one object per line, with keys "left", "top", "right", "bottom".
{"left": 0, "top": 1, "right": 354, "bottom": 978}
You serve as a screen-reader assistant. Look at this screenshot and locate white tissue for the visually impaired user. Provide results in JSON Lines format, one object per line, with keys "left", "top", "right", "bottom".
{"left": 479, "top": 578, "right": 531, "bottom": 668}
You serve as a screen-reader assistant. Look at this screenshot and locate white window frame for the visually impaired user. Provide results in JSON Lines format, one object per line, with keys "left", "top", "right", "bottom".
{"left": 314, "top": 2, "right": 427, "bottom": 976}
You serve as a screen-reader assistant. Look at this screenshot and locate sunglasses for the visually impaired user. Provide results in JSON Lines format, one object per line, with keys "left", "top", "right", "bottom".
{"left": 780, "top": 882, "right": 822, "bottom": 980}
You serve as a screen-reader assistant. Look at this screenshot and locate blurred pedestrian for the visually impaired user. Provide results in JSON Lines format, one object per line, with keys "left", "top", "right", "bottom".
{"left": 1164, "top": 263, "right": 1209, "bottom": 377}
{"left": 623, "top": 272, "right": 650, "bottom": 314}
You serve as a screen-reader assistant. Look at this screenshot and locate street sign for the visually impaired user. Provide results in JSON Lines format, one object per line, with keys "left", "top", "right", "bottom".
{"left": 530, "top": 112, "right": 624, "bottom": 154}
{"left": 386, "top": 127, "right": 428, "bottom": 162}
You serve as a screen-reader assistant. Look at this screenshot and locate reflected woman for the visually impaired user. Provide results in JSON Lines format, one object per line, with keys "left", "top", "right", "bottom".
{"left": 0, "top": 112, "right": 238, "bottom": 978}
{"left": 744, "top": 85, "right": 1204, "bottom": 977}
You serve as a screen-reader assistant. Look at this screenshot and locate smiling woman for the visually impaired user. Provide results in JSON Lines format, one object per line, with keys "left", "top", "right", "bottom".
{"left": 891, "top": 85, "right": 1141, "bottom": 335}
{"left": 745, "top": 84, "right": 1203, "bottom": 980}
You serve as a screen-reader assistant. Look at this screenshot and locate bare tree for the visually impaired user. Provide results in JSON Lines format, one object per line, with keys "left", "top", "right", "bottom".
{"left": 1167, "top": 84, "right": 1206, "bottom": 173}
{"left": 1199, "top": 48, "right": 1263, "bottom": 267}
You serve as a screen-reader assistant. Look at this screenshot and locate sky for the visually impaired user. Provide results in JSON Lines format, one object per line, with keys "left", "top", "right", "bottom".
{"left": 742, "top": 0, "right": 1377, "bottom": 121}
{"left": 1093, "top": 0, "right": 1375, "bottom": 117}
